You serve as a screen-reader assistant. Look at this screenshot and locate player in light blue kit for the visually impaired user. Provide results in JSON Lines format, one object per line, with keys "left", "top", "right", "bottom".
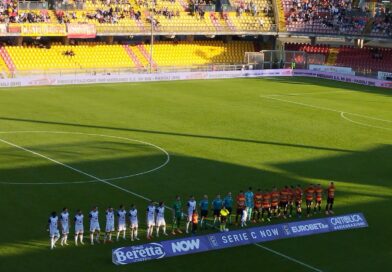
{"left": 212, "top": 194, "right": 223, "bottom": 226}
{"left": 245, "top": 187, "right": 254, "bottom": 222}
{"left": 199, "top": 195, "right": 209, "bottom": 229}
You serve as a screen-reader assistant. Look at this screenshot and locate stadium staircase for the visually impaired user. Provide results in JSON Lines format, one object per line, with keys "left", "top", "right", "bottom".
{"left": 363, "top": 18, "right": 375, "bottom": 35}
{"left": 137, "top": 44, "right": 158, "bottom": 69}
{"left": 223, "top": 13, "right": 237, "bottom": 32}
{"left": 177, "top": 0, "right": 188, "bottom": 9}
{"left": 210, "top": 13, "right": 223, "bottom": 32}
{"left": 274, "top": 0, "right": 286, "bottom": 31}
{"left": 0, "top": 47, "right": 15, "bottom": 74}
{"left": 134, "top": 18, "right": 147, "bottom": 32}
{"left": 123, "top": 45, "right": 144, "bottom": 69}
{"left": 326, "top": 48, "right": 340, "bottom": 66}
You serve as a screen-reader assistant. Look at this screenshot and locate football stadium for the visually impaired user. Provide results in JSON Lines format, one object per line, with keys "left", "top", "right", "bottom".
{"left": 0, "top": 0, "right": 391, "bottom": 271}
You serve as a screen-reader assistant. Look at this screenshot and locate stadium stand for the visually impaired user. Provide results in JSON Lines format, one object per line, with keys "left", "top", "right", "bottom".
{"left": 285, "top": 43, "right": 392, "bottom": 73}
{"left": 151, "top": 40, "right": 254, "bottom": 66}
{"left": 2, "top": 40, "right": 255, "bottom": 73}
{"left": 49, "top": 0, "right": 276, "bottom": 33}
{"left": 370, "top": 2, "right": 392, "bottom": 38}
{"left": 335, "top": 46, "right": 392, "bottom": 73}
{"left": 5, "top": 43, "right": 136, "bottom": 72}
{"left": 280, "top": 0, "right": 368, "bottom": 35}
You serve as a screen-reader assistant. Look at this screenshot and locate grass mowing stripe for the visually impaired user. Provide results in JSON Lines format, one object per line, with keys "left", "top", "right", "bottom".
{"left": 0, "top": 135, "right": 323, "bottom": 271}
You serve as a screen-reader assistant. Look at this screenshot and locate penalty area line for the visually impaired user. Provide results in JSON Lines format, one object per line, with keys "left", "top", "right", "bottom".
{"left": 260, "top": 95, "right": 392, "bottom": 124}
{"left": 0, "top": 136, "right": 323, "bottom": 271}
{"left": 340, "top": 112, "right": 392, "bottom": 131}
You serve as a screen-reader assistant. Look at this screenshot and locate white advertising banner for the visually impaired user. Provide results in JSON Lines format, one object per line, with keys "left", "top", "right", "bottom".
{"left": 309, "top": 65, "right": 355, "bottom": 75}
{"left": 0, "top": 69, "right": 293, "bottom": 88}
{"left": 377, "top": 71, "right": 392, "bottom": 80}
{"left": 293, "top": 69, "right": 392, "bottom": 89}
{"left": 0, "top": 69, "right": 391, "bottom": 89}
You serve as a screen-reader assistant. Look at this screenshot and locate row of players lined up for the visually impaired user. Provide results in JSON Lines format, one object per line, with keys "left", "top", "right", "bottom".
{"left": 47, "top": 182, "right": 336, "bottom": 249}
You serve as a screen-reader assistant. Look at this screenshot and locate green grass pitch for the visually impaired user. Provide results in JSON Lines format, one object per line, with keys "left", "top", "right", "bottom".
{"left": 0, "top": 77, "right": 391, "bottom": 272}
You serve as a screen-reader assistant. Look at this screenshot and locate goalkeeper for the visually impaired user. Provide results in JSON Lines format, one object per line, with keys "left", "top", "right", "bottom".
{"left": 172, "top": 196, "right": 183, "bottom": 235}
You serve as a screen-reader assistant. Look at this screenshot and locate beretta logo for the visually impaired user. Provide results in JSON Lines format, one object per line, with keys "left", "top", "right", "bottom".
{"left": 112, "top": 243, "right": 166, "bottom": 265}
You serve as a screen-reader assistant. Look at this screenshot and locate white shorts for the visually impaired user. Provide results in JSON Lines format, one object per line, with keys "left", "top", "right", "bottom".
{"left": 118, "top": 222, "right": 126, "bottom": 231}
{"left": 50, "top": 229, "right": 60, "bottom": 238}
{"left": 130, "top": 220, "right": 138, "bottom": 228}
{"left": 156, "top": 218, "right": 166, "bottom": 227}
{"left": 90, "top": 222, "right": 100, "bottom": 232}
{"left": 105, "top": 223, "right": 115, "bottom": 232}
{"left": 147, "top": 217, "right": 155, "bottom": 227}
{"left": 187, "top": 211, "right": 193, "bottom": 222}
{"left": 75, "top": 225, "right": 84, "bottom": 234}
{"left": 61, "top": 224, "right": 69, "bottom": 234}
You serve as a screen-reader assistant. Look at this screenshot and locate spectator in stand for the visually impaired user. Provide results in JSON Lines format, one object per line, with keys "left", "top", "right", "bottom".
{"left": 284, "top": 0, "right": 371, "bottom": 35}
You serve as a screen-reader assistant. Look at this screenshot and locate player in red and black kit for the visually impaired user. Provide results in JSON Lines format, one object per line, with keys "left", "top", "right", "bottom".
{"left": 253, "top": 189, "right": 263, "bottom": 222}
{"left": 278, "top": 186, "right": 289, "bottom": 218}
{"left": 287, "top": 185, "right": 294, "bottom": 218}
{"left": 235, "top": 190, "right": 246, "bottom": 225}
{"left": 325, "top": 182, "right": 335, "bottom": 215}
{"left": 270, "top": 187, "right": 279, "bottom": 218}
{"left": 294, "top": 184, "right": 303, "bottom": 218}
{"left": 314, "top": 184, "right": 323, "bottom": 214}
{"left": 261, "top": 190, "right": 271, "bottom": 222}
{"left": 305, "top": 184, "right": 315, "bottom": 217}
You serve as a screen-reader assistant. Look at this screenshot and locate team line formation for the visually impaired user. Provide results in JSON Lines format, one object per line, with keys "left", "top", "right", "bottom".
{"left": 47, "top": 182, "right": 336, "bottom": 249}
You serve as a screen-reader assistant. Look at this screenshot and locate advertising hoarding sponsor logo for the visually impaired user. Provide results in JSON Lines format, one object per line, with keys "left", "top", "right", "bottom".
{"left": 327, "top": 213, "right": 368, "bottom": 230}
{"left": 309, "top": 64, "right": 355, "bottom": 75}
{"left": 67, "top": 24, "right": 96, "bottom": 38}
{"left": 18, "top": 24, "right": 66, "bottom": 36}
{"left": 161, "top": 237, "right": 210, "bottom": 257}
{"left": 171, "top": 239, "right": 200, "bottom": 253}
{"left": 288, "top": 220, "right": 329, "bottom": 236}
{"left": 7, "top": 24, "right": 21, "bottom": 33}
{"left": 112, "top": 243, "right": 166, "bottom": 265}
{"left": 293, "top": 70, "right": 391, "bottom": 89}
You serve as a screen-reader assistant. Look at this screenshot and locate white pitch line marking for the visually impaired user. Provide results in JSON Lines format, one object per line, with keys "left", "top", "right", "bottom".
{"left": 266, "top": 90, "right": 349, "bottom": 97}
{"left": 254, "top": 244, "right": 323, "bottom": 272}
{"left": 340, "top": 112, "right": 392, "bottom": 131}
{"left": 0, "top": 137, "right": 151, "bottom": 201}
{"left": 0, "top": 131, "right": 170, "bottom": 185}
{"left": 260, "top": 95, "right": 392, "bottom": 125}
{"left": 0, "top": 134, "right": 323, "bottom": 272}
